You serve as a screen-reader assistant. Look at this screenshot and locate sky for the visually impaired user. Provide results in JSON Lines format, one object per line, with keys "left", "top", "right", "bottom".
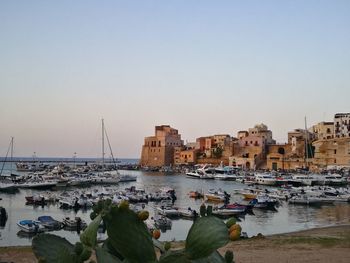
{"left": 0, "top": 0, "right": 349, "bottom": 158}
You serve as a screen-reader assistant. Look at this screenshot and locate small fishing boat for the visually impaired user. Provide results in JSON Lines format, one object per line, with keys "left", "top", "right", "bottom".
{"left": 17, "top": 220, "right": 45, "bottom": 233}
{"left": 37, "top": 216, "right": 62, "bottom": 230}
{"left": 62, "top": 217, "right": 87, "bottom": 230}
{"left": 156, "top": 205, "right": 180, "bottom": 218}
{"left": 178, "top": 208, "right": 198, "bottom": 219}
{"left": 212, "top": 203, "right": 247, "bottom": 217}
{"left": 249, "top": 195, "right": 278, "bottom": 210}
{"left": 205, "top": 189, "right": 230, "bottom": 202}
{"left": 188, "top": 190, "right": 204, "bottom": 199}
{"left": 288, "top": 195, "right": 334, "bottom": 206}
{"left": 154, "top": 216, "right": 172, "bottom": 229}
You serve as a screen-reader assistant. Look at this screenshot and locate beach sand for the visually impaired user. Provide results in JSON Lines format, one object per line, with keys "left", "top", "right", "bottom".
{"left": 1, "top": 225, "right": 350, "bottom": 263}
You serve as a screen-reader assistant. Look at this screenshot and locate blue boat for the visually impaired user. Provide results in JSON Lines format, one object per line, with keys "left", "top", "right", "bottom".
{"left": 37, "top": 216, "right": 62, "bottom": 230}
{"left": 17, "top": 220, "right": 45, "bottom": 233}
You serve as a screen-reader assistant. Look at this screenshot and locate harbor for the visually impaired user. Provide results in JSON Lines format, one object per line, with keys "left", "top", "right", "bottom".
{"left": 0, "top": 160, "right": 349, "bottom": 247}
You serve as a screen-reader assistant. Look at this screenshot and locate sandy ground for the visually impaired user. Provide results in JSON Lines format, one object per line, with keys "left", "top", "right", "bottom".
{"left": 220, "top": 225, "right": 350, "bottom": 263}
{"left": 1, "top": 225, "right": 350, "bottom": 263}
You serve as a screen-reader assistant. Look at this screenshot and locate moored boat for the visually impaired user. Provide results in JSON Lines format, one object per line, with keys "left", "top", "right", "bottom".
{"left": 37, "top": 216, "right": 62, "bottom": 230}
{"left": 17, "top": 220, "right": 45, "bottom": 233}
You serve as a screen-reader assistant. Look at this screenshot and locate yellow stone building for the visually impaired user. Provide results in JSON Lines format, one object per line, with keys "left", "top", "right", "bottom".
{"left": 313, "top": 137, "right": 350, "bottom": 168}
{"left": 140, "top": 125, "right": 183, "bottom": 167}
{"left": 310, "top": 122, "right": 334, "bottom": 140}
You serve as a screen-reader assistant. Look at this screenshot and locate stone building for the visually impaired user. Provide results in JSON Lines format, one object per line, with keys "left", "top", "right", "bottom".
{"left": 174, "top": 142, "right": 198, "bottom": 165}
{"left": 229, "top": 124, "right": 275, "bottom": 169}
{"left": 334, "top": 113, "right": 350, "bottom": 138}
{"left": 248, "top": 123, "right": 275, "bottom": 144}
{"left": 140, "top": 125, "right": 183, "bottom": 167}
{"left": 267, "top": 144, "right": 308, "bottom": 170}
{"left": 313, "top": 137, "right": 350, "bottom": 168}
{"left": 311, "top": 122, "right": 334, "bottom": 140}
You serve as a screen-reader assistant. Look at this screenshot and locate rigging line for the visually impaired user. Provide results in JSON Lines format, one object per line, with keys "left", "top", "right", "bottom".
{"left": 0, "top": 138, "right": 12, "bottom": 176}
{"left": 104, "top": 125, "right": 117, "bottom": 167}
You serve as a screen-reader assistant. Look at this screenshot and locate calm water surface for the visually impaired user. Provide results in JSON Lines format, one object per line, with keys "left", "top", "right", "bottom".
{"left": 1, "top": 168, "right": 349, "bottom": 246}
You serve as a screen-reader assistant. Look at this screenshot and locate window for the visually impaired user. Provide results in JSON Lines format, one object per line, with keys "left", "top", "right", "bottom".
{"left": 334, "top": 150, "right": 337, "bottom": 154}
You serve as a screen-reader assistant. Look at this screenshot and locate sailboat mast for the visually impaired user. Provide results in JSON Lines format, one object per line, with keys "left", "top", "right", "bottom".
{"left": 10, "top": 137, "right": 14, "bottom": 175}
{"left": 304, "top": 116, "right": 308, "bottom": 169}
{"left": 102, "top": 118, "right": 105, "bottom": 174}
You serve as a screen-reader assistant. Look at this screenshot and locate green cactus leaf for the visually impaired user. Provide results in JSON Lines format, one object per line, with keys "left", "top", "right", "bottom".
{"left": 185, "top": 216, "right": 229, "bottom": 259}
{"left": 80, "top": 214, "right": 102, "bottom": 248}
{"left": 158, "top": 249, "right": 191, "bottom": 263}
{"left": 105, "top": 206, "right": 156, "bottom": 263}
{"left": 95, "top": 247, "right": 123, "bottom": 263}
{"left": 101, "top": 238, "right": 124, "bottom": 260}
{"left": 192, "top": 251, "right": 226, "bottom": 263}
{"left": 32, "top": 234, "right": 75, "bottom": 263}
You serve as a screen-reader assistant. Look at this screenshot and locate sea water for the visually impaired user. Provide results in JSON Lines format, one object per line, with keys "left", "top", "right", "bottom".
{"left": 0, "top": 162, "right": 349, "bottom": 246}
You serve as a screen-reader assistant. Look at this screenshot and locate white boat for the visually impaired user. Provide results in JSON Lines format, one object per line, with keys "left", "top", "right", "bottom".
{"left": 289, "top": 174, "right": 316, "bottom": 186}
{"left": 91, "top": 174, "right": 120, "bottom": 184}
{"left": 178, "top": 208, "right": 198, "bottom": 219}
{"left": 15, "top": 180, "right": 57, "bottom": 189}
{"left": 288, "top": 195, "right": 334, "bottom": 205}
{"left": 62, "top": 217, "right": 87, "bottom": 229}
{"left": 17, "top": 220, "right": 45, "bottom": 233}
{"left": 186, "top": 165, "right": 215, "bottom": 179}
{"left": 323, "top": 174, "right": 347, "bottom": 186}
{"left": 255, "top": 173, "right": 277, "bottom": 186}
{"left": 118, "top": 174, "right": 137, "bottom": 182}
{"left": 156, "top": 205, "right": 180, "bottom": 217}
{"left": 0, "top": 180, "right": 17, "bottom": 192}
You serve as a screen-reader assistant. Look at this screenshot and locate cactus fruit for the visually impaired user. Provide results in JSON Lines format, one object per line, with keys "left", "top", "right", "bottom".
{"left": 229, "top": 223, "right": 242, "bottom": 241}
{"left": 225, "top": 217, "right": 237, "bottom": 228}
{"left": 229, "top": 224, "right": 242, "bottom": 234}
{"left": 153, "top": 229, "right": 161, "bottom": 240}
{"left": 137, "top": 210, "right": 149, "bottom": 221}
{"left": 225, "top": 250, "right": 234, "bottom": 263}
{"left": 118, "top": 200, "right": 129, "bottom": 210}
{"left": 229, "top": 229, "right": 240, "bottom": 241}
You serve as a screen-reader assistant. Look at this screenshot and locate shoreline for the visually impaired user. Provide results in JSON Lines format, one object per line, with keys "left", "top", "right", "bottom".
{"left": 1, "top": 224, "right": 350, "bottom": 262}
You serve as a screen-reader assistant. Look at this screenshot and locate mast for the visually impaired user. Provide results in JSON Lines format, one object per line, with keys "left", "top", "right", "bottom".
{"left": 102, "top": 118, "right": 105, "bottom": 174}
{"left": 10, "top": 137, "right": 14, "bottom": 175}
{"left": 304, "top": 116, "right": 309, "bottom": 169}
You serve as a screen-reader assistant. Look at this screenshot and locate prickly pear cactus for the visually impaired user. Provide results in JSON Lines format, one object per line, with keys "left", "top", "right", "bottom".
{"left": 32, "top": 201, "right": 235, "bottom": 263}
{"left": 185, "top": 213, "right": 229, "bottom": 259}
{"left": 103, "top": 201, "right": 156, "bottom": 263}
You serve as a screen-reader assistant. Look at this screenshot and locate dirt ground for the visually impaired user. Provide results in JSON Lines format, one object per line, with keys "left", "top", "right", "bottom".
{"left": 220, "top": 224, "right": 350, "bottom": 263}
{"left": 1, "top": 225, "right": 350, "bottom": 263}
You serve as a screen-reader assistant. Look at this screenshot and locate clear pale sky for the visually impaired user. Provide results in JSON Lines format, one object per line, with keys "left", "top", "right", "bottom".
{"left": 1, "top": 1, "right": 349, "bottom": 158}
